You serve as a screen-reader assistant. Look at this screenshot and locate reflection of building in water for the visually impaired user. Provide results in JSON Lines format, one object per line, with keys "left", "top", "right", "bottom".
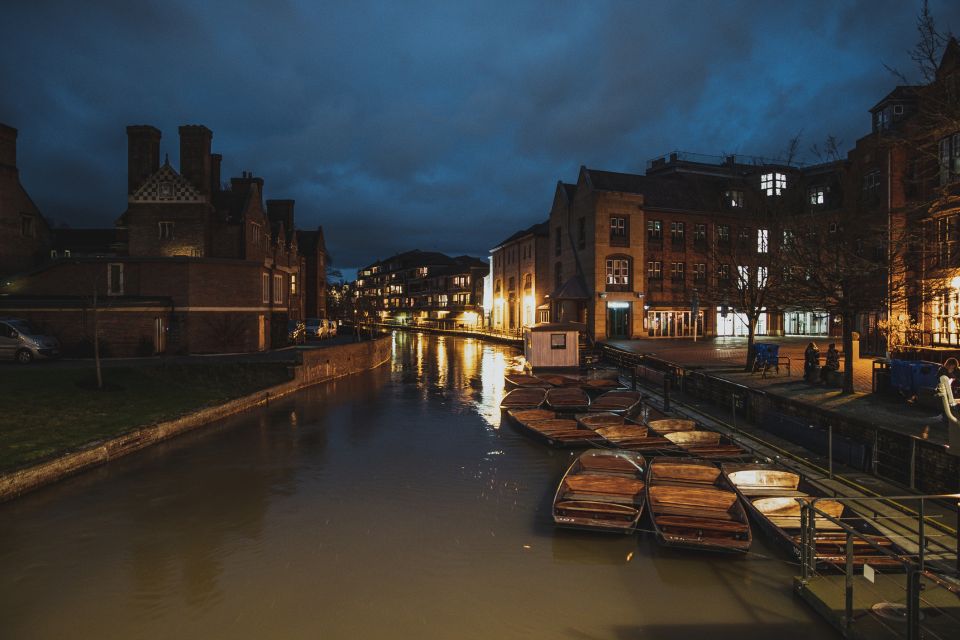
{"left": 479, "top": 346, "right": 507, "bottom": 429}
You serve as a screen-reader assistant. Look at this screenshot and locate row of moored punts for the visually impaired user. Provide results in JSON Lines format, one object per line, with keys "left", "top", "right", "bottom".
{"left": 502, "top": 372, "right": 910, "bottom": 563}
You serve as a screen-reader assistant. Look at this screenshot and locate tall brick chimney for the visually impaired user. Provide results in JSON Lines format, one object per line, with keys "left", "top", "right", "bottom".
{"left": 0, "top": 123, "right": 19, "bottom": 171}
{"left": 210, "top": 153, "right": 222, "bottom": 194}
{"left": 126, "top": 125, "right": 161, "bottom": 194}
{"left": 178, "top": 125, "right": 213, "bottom": 196}
{"left": 266, "top": 199, "right": 295, "bottom": 233}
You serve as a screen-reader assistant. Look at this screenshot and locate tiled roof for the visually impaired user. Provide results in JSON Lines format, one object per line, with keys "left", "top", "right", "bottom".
{"left": 492, "top": 219, "right": 549, "bottom": 249}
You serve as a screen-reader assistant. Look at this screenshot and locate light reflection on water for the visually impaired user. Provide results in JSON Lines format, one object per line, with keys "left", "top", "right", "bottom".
{"left": 0, "top": 331, "right": 836, "bottom": 639}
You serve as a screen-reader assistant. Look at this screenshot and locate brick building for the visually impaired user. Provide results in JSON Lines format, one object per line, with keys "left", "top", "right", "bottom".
{"left": 1, "top": 123, "right": 328, "bottom": 356}
{"left": 0, "top": 124, "right": 50, "bottom": 278}
{"left": 355, "top": 250, "right": 486, "bottom": 328}
{"left": 489, "top": 221, "right": 550, "bottom": 331}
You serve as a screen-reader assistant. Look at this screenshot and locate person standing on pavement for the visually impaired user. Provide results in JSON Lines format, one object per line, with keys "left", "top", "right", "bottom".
{"left": 804, "top": 342, "right": 820, "bottom": 383}
{"left": 937, "top": 357, "right": 959, "bottom": 428}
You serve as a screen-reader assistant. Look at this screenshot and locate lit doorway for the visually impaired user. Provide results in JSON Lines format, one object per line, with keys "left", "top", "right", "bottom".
{"left": 607, "top": 302, "right": 630, "bottom": 339}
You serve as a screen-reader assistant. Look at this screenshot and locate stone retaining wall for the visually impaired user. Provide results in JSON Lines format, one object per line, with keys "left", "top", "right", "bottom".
{"left": 0, "top": 335, "right": 392, "bottom": 502}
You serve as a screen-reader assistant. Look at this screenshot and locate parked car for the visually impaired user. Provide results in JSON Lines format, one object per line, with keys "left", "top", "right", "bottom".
{"left": 287, "top": 320, "right": 306, "bottom": 345}
{"left": 304, "top": 318, "right": 326, "bottom": 339}
{"left": 0, "top": 317, "right": 61, "bottom": 363}
{"left": 325, "top": 319, "right": 338, "bottom": 337}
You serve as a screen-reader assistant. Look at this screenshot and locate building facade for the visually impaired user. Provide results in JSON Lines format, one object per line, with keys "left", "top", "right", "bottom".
{"left": 0, "top": 123, "right": 328, "bottom": 356}
{"left": 0, "top": 124, "right": 50, "bottom": 278}
{"left": 490, "top": 221, "right": 550, "bottom": 332}
{"left": 355, "top": 250, "right": 486, "bottom": 329}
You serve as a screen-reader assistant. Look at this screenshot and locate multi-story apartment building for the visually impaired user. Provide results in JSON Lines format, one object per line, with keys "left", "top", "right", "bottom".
{"left": 489, "top": 221, "right": 550, "bottom": 331}
{"left": 0, "top": 123, "right": 327, "bottom": 356}
{"left": 355, "top": 250, "right": 486, "bottom": 328}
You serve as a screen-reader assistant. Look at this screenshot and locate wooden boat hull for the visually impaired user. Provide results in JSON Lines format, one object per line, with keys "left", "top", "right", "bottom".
{"left": 647, "top": 458, "right": 752, "bottom": 553}
{"left": 588, "top": 390, "right": 643, "bottom": 414}
{"left": 722, "top": 463, "right": 909, "bottom": 567}
{"left": 505, "top": 374, "right": 551, "bottom": 388}
{"left": 500, "top": 388, "right": 547, "bottom": 410}
{"left": 508, "top": 413, "right": 603, "bottom": 448}
{"left": 553, "top": 450, "right": 647, "bottom": 533}
{"left": 545, "top": 388, "right": 592, "bottom": 413}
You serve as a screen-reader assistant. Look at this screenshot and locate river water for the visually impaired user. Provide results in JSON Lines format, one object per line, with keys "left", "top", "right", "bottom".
{"left": 0, "top": 332, "right": 836, "bottom": 639}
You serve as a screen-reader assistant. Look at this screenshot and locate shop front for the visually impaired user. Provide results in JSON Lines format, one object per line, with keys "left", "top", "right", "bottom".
{"left": 646, "top": 309, "right": 703, "bottom": 338}
{"left": 784, "top": 310, "right": 829, "bottom": 336}
{"left": 715, "top": 307, "right": 767, "bottom": 337}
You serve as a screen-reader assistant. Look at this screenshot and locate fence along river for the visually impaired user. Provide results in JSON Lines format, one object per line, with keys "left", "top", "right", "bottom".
{"left": 0, "top": 332, "right": 836, "bottom": 639}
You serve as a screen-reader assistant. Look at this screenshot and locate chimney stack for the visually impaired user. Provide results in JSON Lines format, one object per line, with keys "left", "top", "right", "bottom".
{"left": 210, "top": 153, "right": 222, "bottom": 193}
{"left": 126, "top": 125, "right": 162, "bottom": 194}
{"left": 178, "top": 125, "right": 213, "bottom": 196}
{"left": 0, "top": 124, "right": 17, "bottom": 170}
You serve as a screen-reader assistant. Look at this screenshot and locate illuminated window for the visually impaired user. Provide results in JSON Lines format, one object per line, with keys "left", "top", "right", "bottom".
{"left": 606, "top": 258, "right": 630, "bottom": 286}
{"left": 809, "top": 186, "right": 826, "bottom": 205}
{"left": 725, "top": 190, "right": 743, "bottom": 208}
{"left": 647, "top": 220, "right": 662, "bottom": 240}
{"left": 761, "top": 172, "right": 786, "bottom": 196}
{"left": 757, "top": 228, "right": 768, "bottom": 253}
{"left": 290, "top": 274, "right": 297, "bottom": 295}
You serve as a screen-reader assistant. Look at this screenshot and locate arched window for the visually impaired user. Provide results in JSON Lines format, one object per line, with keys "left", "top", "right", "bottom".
{"left": 605, "top": 254, "right": 632, "bottom": 292}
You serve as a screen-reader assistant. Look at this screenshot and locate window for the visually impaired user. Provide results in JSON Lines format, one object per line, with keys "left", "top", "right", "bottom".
{"left": 694, "top": 224, "right": 706, "bottom": 242}
{"left": 251, "top": 223, "right": 262, "bottom": 246}
{"left": 758, "top": 266, "right": 768, "bottom": 288}
{"left": 159, "top": 221, "right": 174, "bottom": 240}
{"left": 809, "top": 186, "right": 826, "bottom": 205}
{"left": 761, "top": 172, "right": 786, "bottom": 196}
{"left": 757, "top": 228, "right": 768, "bottom": 253}
{"left": 20, "top": 214, "right": 35, "bottom": 238}
{"left": 725, "top": 190, "right": 744, "bottom": 208}
{"left": 693, "top": 263, "right": 706, "bottom": 282}
{"left": 610, "top": 216, "right": 628, "bottom": 246}
{"left": 550, "top": 334, "right": 567, "bottom": 350}
{"left": 670, "top": 221, "right": 685, "bottom": 244}
{"left": 647, "top": 261, "right": 662, "bottom": 280}
{"left": 578, "top": 217, "right": 586, "bottom": 249}
{"left": 273, "top": 274, "right": 284, "bottom": 304}
{"left": 738, "top": 227, "right": 752, "bottom": 245}
{"left": 716, "top": 225, "right": 730, "bottom": 243}
{"left": 875, "top": 109, "right": 889, "bottom": 131}
{"left": 508, "top": 276, "right": 516, "bottom": 291}
{"left": 50, "top": 249, "right": 58, "bottom": 259}
{"left": 64, "top": 250, "right": 71, "bottom": 258}
{"left": 670, "top": 262, "right": 685, "bottom": 280}
{"left": 782, "top": 229, "right": 794, "bottom": 247}
{"left": 262, "top": 273, "right": 270, "bottom": 304}
{"left": 863, "top": 171, "right": 881, "bottom": 192}
{"left": 938, "top": 134, "right": 960, "bottom": 186}
{"left": 647, "top": 220, "right": 662, "bottom": 240}
{"left": 737, "top": 265, "right": 750, "bottom": 289}
{"left": 829, "top": 222, "right": 838, "bottom": 234}
{"left": 717, "top": 263, "right": 730, "bottom": 281}
{"left": 417, "top": 266, "right": 428, "bottom": 278}
{"left": 107, "top": 263, "right": 124, "bottom": 296}
{"left": 555, "top": 227, "right": 562, "bottom": 256}
{"left": 606, "top": 258, "right": 630, "bottom": 289}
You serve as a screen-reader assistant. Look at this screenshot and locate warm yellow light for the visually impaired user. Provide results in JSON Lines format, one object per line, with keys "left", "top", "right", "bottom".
{"left": 462, "top": 311, "right": 479, "bottom": 326}
{"left": 951, "top": 276, "right": 960, "bottom": 290}
{"left": 494, "top": 297, "right": 505, "bottom": 307}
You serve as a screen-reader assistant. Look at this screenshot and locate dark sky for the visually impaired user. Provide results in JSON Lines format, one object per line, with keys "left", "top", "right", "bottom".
{"left": 3, "top": 1, "right": 959, "bottom": 279}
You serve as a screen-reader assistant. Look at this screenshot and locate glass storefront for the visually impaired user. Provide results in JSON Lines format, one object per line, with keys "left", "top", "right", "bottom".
{"left": 785, "top": 311, "right": 828, "bottom": 336}
{"left": 647, "top": 310, "right": 703, "bottom": 337}
{"left": 715, "top": 307, "right": 767, "bottom": 337}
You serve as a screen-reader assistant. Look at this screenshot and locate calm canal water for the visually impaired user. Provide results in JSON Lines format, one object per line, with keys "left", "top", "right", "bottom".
{"left": 0, "top": 332, "right": 837, "bottom": 639}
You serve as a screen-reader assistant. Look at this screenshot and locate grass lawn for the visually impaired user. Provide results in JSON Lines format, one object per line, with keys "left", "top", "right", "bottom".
{"left": 0, "top": 362, "right": 292, "bottom": 472}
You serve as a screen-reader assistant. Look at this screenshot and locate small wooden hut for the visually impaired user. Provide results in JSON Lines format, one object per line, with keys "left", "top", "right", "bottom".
{"left": 524, "top": 322, "right": 584, "bottom": 370}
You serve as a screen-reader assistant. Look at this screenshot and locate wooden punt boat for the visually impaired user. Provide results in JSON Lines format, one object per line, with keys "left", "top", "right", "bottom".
{"left": 545, "top": 387, "right": 591, "bottom": 412}
{"left": 664, "top": 430, "right": 750, "bottom": 460}
{"left": 505, "top": 373, "right": 551, "bottom": 388}
{"left": 647, "top": 418, "right": 697, "bottom": 434}
{"left": 508, "top": 412, "right": 604, "bottom": 448}
{"left": 722, "top": 463, "right": 907, "bottom": 567}
{"left": 500, "top": 387, "right": 546, "bottom": 410}
{"left": 646, "top": 458, "right": 752, "bottom": 553}
{"left": 553, "top": 449, "right": 647, "bottom": 532}
{"left": 580, "top": 377, "right": 624, "bottom": 394}
{"left": 538, "top": 373, "right": 583, "bottom": 387}
{"left": 576, "top": 412, "right": 625, "bottom": 430}
{"left": 588, "top": 390, "right": 643, "bottom": 414}
{"left": 578, "top": 413, "right": 677, "bottom": 452}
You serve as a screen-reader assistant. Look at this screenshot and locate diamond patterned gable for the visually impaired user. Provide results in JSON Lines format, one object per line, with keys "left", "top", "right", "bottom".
{"left": 129, "top": 162, "right": 204, "bottom": 203}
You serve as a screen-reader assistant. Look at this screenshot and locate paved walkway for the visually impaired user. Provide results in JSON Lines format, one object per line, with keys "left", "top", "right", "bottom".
{"left": 603, "top": 336, "right": 951, "bottom": 446}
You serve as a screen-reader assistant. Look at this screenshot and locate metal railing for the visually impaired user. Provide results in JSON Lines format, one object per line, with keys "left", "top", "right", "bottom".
{"left": 797, "top": 495, "right": 960, "bottom": 640}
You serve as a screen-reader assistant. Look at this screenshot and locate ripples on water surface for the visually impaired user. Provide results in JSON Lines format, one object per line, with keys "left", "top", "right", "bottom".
{"left": 0, "top": 332, "right": 837, "bottom": 639}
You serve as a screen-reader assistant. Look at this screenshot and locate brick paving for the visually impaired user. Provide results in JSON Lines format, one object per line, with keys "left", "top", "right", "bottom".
{"left": 603, "top": 336, "right": 952, "bottom": 446}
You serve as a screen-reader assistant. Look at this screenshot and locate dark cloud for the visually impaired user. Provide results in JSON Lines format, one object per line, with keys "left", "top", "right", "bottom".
{"left": 3, "top": 0, "right": 959, "bottom": 278}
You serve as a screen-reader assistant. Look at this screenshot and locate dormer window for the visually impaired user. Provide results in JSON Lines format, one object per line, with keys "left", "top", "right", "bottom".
{"left": 761, "top": 173, "right": 786, "bottom": 196}
{"left": 875, "top": 109, "right": 889, "bottom": 131}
